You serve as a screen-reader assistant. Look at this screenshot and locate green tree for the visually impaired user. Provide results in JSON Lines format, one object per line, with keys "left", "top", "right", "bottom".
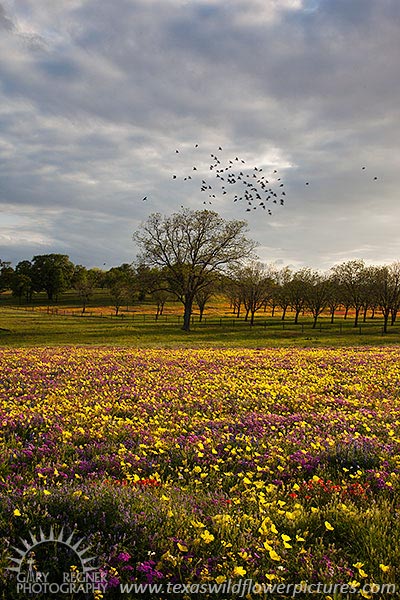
{"left": 14, "top": 260, "right": 35, "bottom": 302}
{"left": 105, "top": 265, "right": 135, "bottom": 315}
{"left": 31, "top": 254, "right": 75, "bottom": 302}
{"left": 0, "top": 261, "right": 14, "bottom": 292}
{"left": 72, "top": 266, "right": 97, "bottom": 313}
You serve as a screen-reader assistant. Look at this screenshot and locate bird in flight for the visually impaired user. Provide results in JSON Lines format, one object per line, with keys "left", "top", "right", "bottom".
{"left": 142, "top": 196, "right": 147, "bottom": 201}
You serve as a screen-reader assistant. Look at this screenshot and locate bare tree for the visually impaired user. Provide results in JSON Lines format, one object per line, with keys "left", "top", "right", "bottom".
{"left": 195, "top": 278, "right": 216, "bottom": 322}
{"left": 133, "top": 209, "right": 256, "bottom": 331}
{"left": 275, "top": 266, "right": 293, "bottom": 321}
{"left": 331, "top": 260, "right": 366, "bottom": 327}
{"left": 374, "top": 263, "right": 400, "bottom": 333}
{"left": 287, "top": 268, "right": 313, "bottom": 324}
{"left": 326, "top": 274, "right": 342, "bottom": 324}
{"left": 305, "top": 271, "right": 330, "bottom": 328}
{"left": 233, "top": 261, "right": 273, "bottom": 325}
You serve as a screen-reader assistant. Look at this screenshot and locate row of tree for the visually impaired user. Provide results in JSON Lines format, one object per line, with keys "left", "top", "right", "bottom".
{"left": 224, "top": 260, "right": 400, "bottom": 332}
{"left": 133, "top": 209, "right": 400, "bottom": 332}
{"left": 1, "top": 210, "right": 400, "bottom": 332}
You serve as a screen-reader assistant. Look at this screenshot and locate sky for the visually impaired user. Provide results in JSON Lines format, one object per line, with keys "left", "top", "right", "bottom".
{"left": 0, "top": 0, "right": 399, "bottom": 272}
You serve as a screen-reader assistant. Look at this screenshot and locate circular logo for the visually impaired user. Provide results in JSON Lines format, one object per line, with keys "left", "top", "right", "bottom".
{"left": 8, "top": 527, "right": 104, "bottom": 596}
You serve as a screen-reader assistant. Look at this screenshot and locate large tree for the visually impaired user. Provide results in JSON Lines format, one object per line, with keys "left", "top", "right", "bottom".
{"left": 31, "top": 254, "right": 75, "bottom": 302}
{"left": 133, "top": 209, "right": 256, "bottom": 330}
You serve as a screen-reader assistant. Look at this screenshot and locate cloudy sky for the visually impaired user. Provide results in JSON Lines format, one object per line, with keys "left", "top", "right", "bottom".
{"left": 0, "top": 0, "right": 399, "bottom": 271}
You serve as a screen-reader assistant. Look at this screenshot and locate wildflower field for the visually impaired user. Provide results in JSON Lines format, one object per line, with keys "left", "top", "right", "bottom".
{"left": 1, "top": 346, "right": 399, "bottom": 598}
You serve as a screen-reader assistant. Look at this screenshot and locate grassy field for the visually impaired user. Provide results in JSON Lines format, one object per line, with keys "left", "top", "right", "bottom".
{"left": 0, "top": 305, "right": 399, "bottom": 349}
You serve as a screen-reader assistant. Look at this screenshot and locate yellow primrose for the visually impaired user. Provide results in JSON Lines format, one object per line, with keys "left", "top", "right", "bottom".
{"left": 232, "top": 566, "right": 246, "bottom": 577}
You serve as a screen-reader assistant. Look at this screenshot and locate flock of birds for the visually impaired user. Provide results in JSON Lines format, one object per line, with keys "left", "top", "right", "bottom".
{"left": 166, "top": 145, "right": 297, "bottom": 216}
{"left": 141, "top": 145, "right": 380, "bottom": 216}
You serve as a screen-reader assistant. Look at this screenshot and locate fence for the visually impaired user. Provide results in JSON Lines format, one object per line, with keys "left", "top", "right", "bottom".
{"left": 7, "top": 305, "right": 396, "bottom": 336}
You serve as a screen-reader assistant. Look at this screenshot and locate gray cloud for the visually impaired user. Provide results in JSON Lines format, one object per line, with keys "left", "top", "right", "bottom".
{"left": 0, "top": 3, "right": 14, "bottom": 31}
{"left": 0, "top": 0, "right": 399, "bottom": 270}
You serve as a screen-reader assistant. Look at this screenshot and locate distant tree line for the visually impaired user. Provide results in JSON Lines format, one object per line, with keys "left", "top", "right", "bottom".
{"left": 1, "top": 254, "right": 400, "bottom": 333}
{"left": 1, "top": 211, "right": 400, "bottom": 333}
{"left": 224, "top": 259, "right": 400, "bottom": 333}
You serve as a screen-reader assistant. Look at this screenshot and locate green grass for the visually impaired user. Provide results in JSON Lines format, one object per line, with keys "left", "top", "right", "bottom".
{"left": 0, "top": 306, "right": 399, "bottom": 348}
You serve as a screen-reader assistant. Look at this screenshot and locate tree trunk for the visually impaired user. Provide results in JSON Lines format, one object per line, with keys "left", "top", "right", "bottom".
{"left": 199, "top": 306, "right": 205, "bottom": 322}
{"left": 182, "top": 296, "right": 194, "bottom": 331}
{"left": 271, "top": 305, "right": 275, "bottom": 317}
{"left": 354, "top": 307, "right": 360, "bottom": 327}
{"left": 383, "top": 310, "right": 390, "bottom": 333}
{"left": 281, "top": 306, "right": 287, "bottom": 321}
{"left": 330, "top": 308, "right": 335, "bottom": 324}
{"left": 391, "top": 308, "right": 397, "bottom": 325}
{"left": 363, "top": 306, "right": 368, "bottom": 322}
{"left": 250, "top": 310, "right": 255, "bottom": 326}
{"left": 294, "top": 309, "right": 301, "bottom": 324}
{"left": 244, "top": 308, "right": 250, "bottom": 322}
{"left": 344, "top": 306, "right": 349, "bottom": 320}
{"left": 312, "top": 314, "right": 318, "bottom": 328}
